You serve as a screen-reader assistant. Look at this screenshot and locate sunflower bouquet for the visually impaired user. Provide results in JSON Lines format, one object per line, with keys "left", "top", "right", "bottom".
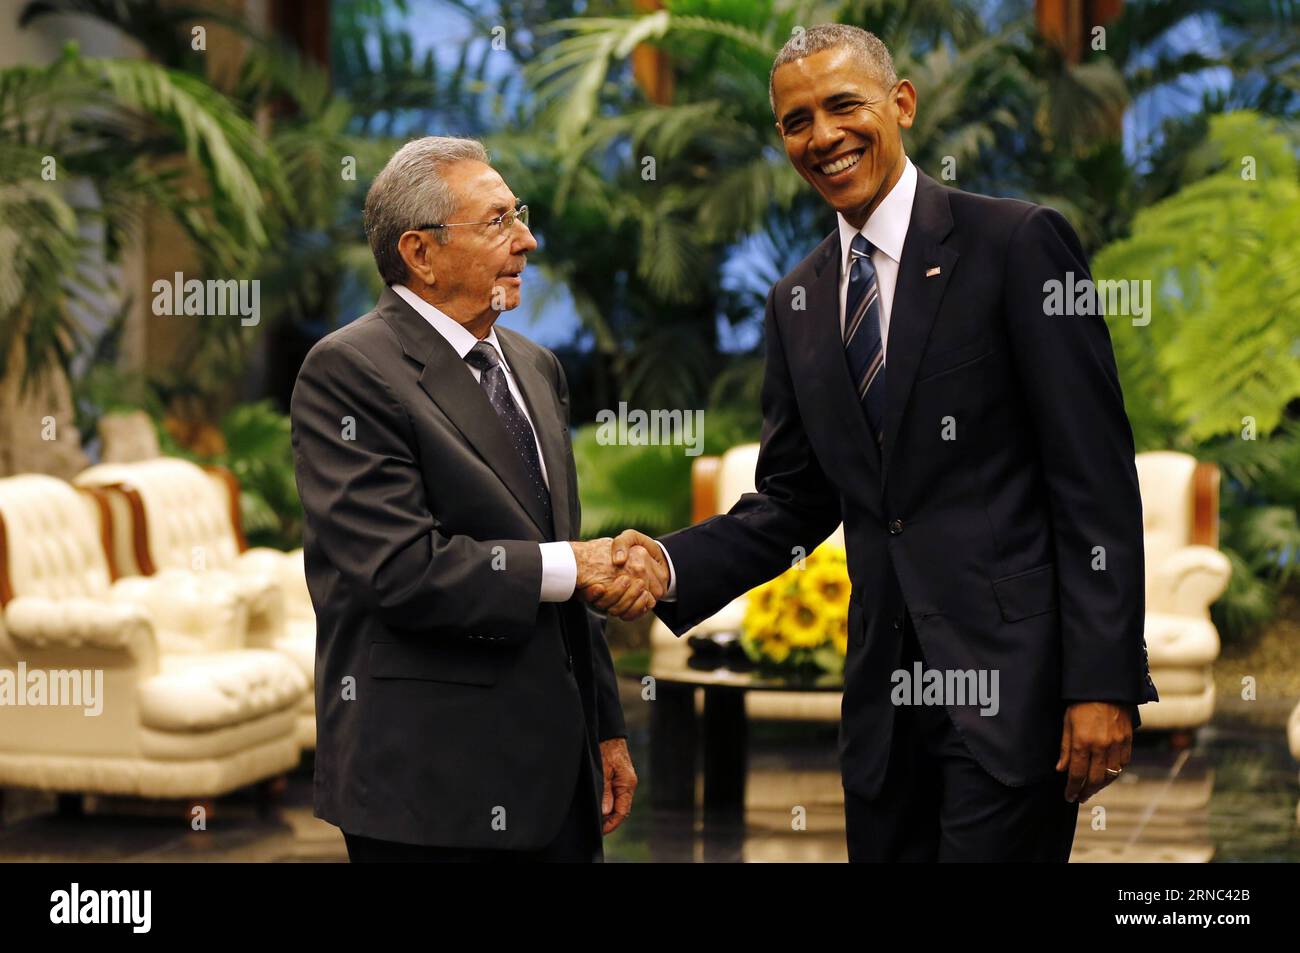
{"left": 740, "top": 544, "right": 851, "bottom": 678}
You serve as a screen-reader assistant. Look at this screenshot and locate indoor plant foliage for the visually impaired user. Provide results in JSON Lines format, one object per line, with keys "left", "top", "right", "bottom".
{"left": 741, "top": 543, "right": 851, "bottom": 678}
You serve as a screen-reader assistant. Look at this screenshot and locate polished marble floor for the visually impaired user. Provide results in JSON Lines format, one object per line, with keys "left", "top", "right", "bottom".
{"left": 2, "top": 684, "right": 1296, "bottom": 863}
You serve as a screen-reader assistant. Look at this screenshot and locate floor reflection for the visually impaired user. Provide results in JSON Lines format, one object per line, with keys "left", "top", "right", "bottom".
{"left": 1, "top": 686, "right": 1297, "bottom": 862}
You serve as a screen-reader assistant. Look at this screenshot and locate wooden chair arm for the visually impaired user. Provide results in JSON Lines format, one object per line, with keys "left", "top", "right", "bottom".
{"left": 1191, "top": 461, "right": 1220, "bottom": 549}
{"left": 202, "top": 464, "right": 248, "bottom": 553}
{"left": 691, "top": 456, "right": 721, "bottom": 524}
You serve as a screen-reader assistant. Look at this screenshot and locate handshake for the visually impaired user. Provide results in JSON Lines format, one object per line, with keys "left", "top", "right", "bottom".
{"left": 568, "top": 529, "right": 666, "bottom": 621}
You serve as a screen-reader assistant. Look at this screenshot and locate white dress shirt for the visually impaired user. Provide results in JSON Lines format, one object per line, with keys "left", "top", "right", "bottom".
{"left": 392, "top": 284, "right": 577, "bottom": 602}
{"left": 659, "top": 157, "right": 918, "bottom": 600}
{"left": 836, "top": 156, "right": 917, "bottom": 359}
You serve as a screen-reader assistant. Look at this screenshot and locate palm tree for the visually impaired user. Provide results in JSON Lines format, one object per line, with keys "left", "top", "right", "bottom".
{"left": 511, "top": 0, "right": 1053, "bottom": 411}
{"left": 513, "top": 0, "right": 1298, "bottom": 405}
{"left": 16, "top": 0, "right": 409, "bottom": 413}
{"left": 0, "top": 42, "right": 280, "bottom": 473}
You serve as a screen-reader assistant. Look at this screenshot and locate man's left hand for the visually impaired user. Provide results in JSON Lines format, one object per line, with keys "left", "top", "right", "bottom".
{"left": 599, "top": 737, "right": 638, "bottom": 835}
{"left": 1056, "top": 701, "right": 1135, "bottom": 803}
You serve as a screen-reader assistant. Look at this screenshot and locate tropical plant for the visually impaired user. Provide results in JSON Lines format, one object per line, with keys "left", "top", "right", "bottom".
{"left": 16, "top": 0, "right": 429, "bottom": 423}
{"left": 515, "top": 0, "right": 1300, "bottom": 406}
{"left": 572, "top": 402, "right": 758, "bottom": 537}
{"left": 0, "top": 43, "right": 280, "bottom": 399}
{"left": 1094, "top": 110, "right": 1300, "bottom": 640}
{"left": 507, "top": 0, "right": 1139, "bottom": 414}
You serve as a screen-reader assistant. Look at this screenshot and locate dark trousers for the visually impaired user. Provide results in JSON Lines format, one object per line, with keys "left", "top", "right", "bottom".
{"left": 343, "top": 744, "right": 602, "bottom": 863}
{"left": 844, "top": 617, "right": 1079, "bottom": 862}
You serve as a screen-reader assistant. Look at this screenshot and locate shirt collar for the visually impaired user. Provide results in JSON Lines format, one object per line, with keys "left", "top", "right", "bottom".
{"left": 837, "top": 156, "right": 917, "bottom": 275}
{"left": 391, "top": 284, "right": 510, "bottom": 372}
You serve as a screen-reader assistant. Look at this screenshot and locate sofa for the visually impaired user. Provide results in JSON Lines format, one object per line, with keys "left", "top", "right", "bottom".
{"left": 652, "top": 445, "right": 1229, "bottom": 731}
{"left": 0, "top": 474, "right": 305, "bottom": 804}
{"left": 73, "top": 458, "right": 317, "bottom": 749}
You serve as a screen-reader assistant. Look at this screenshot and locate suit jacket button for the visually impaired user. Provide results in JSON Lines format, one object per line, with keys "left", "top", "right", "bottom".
{"left": 893, "top": 615, "right": 904, "bottom": 630}
{"left": 888, "top": 519, "right": 903, "bottom": 535}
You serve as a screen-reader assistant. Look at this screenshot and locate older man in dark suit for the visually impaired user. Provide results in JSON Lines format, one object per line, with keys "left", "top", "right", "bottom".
{"left": 292, "top": 136, "right": 664, "bottom": 862}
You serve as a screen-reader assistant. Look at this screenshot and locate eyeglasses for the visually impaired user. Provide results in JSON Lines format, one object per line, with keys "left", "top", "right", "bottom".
{"left": 415, "top": 204, "right": 529, "bottom": 235}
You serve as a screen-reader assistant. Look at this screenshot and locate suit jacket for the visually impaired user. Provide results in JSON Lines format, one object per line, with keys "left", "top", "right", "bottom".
{"left": 656, "top": 171, "right": 1158, "bottom": 799}
{"left": 290, "top": 287, "right": 626, "bottom": 850}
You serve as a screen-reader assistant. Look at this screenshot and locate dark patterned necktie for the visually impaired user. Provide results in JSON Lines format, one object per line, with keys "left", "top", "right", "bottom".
{"left": 844, "top": 233, "right": 886, "bottom": 444}
{"left": 464, "top": 340, "right": 552, "bottom": 527}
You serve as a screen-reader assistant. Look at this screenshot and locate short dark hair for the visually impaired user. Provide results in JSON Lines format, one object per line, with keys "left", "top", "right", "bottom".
{"left": 769, "top": 24, "right": 898, "bottom": 115}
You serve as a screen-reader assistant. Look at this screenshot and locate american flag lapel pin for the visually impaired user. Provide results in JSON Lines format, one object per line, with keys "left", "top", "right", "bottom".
{"left": 925, "top": 265, "right": 941, "bottom": 278}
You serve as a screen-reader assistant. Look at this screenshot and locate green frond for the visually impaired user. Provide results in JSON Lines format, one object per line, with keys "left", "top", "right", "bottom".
{"left": 1096, "top": 112, "right": 1300, "bottom": 445}
{"left": 86, "top": 56, "right": 276, "bottom": 247}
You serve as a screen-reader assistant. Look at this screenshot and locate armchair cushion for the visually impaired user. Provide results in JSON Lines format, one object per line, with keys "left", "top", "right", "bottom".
{"left": 273, "top": 618, "right": 316, "bottom": 685}
{"left": 109, "top": 571, "right": 248, "bottom": 654}
{"left": 1147, "top": 546, "right": 1231, "bottom": 616}
{"left": 140, "top": 649, "right": 306, "bottom": 732}
{"left": 5, "top": 596, "right": 153, "bottom": 656}
{"left": 1145, "top": 667, "right": 1211, "bottom": 695}
{"left": 238, "top": 547, "right": 312, "bottom": 619}
{"left": 202, "top": 566, "right": 284, "bottom": 641}
{"left": 1144, "top": 612, "right": 1220, "bottom": 668}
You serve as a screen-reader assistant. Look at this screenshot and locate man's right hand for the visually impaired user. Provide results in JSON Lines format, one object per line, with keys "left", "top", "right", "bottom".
{"left": 570, "top": 536, "right": 666, "bottom": 621}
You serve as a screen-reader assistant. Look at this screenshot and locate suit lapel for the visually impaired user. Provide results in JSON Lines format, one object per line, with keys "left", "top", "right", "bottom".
{"left": 376, "top": 289, "right": 556, "bottom": 540}
{"left": 497, "top": 330, "right": 572, "bottom": 542}
{"left": 880, "top": 172, "right": 958, "bottom": 490}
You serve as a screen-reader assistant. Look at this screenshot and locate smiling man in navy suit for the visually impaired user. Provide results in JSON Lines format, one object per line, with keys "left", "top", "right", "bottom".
{"left": 605, "top": 24, "right": 1159, "bottom": 862}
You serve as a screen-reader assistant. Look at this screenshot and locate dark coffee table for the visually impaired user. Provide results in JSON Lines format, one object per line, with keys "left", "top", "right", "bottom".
{"left": 623, "top": 642, "right": 842, "bottom": 818}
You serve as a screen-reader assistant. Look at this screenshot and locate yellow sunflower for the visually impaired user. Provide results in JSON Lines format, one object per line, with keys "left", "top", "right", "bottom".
{"left": 761, "top": 630, "right": 792, "bottom": 663}
{"left": 781, "top": 599, "right": 826, "bottom": 649}
{"left": 802, "top": 563, "right": 851, "bottom": 612}
{"left": 747, "top": 579, "right": 780, "bottom": 615}
{"left": 817, "top": 543, "right": 848, "bottom": 564}
{"left": 830, "top": 615, "right": 849, "bottom": 656}
{"left": 742, "top": 601, "right": 782, "bottom": 640}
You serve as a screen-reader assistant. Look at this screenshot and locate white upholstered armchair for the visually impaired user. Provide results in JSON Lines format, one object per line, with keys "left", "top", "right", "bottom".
{"left": 1133, "top": 452, "right": 1230, "bottom": 731}
{"left": 73, "top": 458, "right": 317, "bottom": 749}
{"left": 0, "top": 474, "right": 305, "bottom": 805}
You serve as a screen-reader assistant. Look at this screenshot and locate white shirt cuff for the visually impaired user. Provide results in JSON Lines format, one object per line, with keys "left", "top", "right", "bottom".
{"left": 656, "top": 540, "right": 678, "bottom": 601}
{"left": 538, "top": 542, "right": 578, "bottom": 602}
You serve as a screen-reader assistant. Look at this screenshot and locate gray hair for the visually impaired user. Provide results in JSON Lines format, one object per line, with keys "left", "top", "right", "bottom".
{"left": 769, "top": 24, "right": 898, "bottom": 115}
{"left": 363, "top": 136, "right": 490, "bottom": 286}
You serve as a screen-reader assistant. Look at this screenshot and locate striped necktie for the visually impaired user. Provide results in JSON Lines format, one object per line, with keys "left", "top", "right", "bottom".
{"left": 844, "top": 233, "right": 886, "bottom": 444}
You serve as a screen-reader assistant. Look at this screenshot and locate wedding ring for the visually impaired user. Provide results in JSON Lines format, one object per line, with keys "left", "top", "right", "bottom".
{"left": 1105, "top": 767, "right": 1122, "bottom": 776}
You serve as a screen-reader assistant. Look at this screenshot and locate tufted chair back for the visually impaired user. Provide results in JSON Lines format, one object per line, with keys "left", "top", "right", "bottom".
{"left": 1135, "top": 452, "right": 1197, "bottom": 572}
{"left": 716, "top": 444, "right": 760, "bottom": 514}
{"left": 0, "top": 474, "right": 114, "bottom": 604}
{"left": 75, "top": 459, "right": 242, "bottom": 575}
{"left": 1134, "top": 450, "right": 1222, "bottom": 611}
